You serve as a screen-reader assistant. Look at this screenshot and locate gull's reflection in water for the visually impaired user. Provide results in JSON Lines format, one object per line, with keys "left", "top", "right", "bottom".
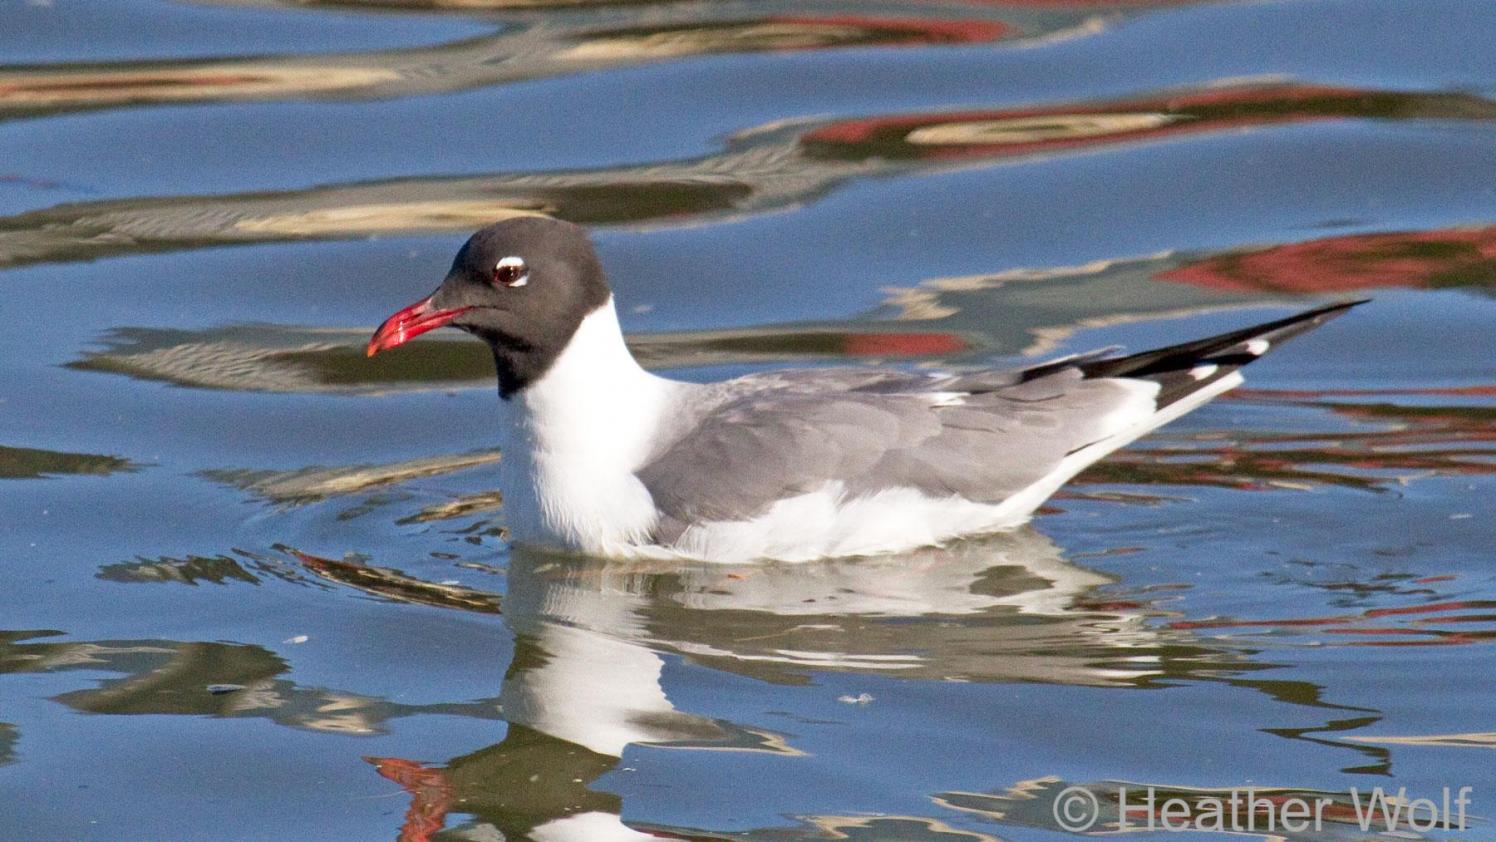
{"left": 390, "top": 529, "right": 1185, "bottom": 841}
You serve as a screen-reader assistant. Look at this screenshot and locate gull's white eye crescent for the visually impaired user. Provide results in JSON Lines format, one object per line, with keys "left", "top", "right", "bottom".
{"left": 493, "top": 256, "right": 529, "bottom": 288}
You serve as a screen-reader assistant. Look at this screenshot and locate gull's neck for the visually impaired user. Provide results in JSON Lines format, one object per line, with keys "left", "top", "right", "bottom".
{"left": 508, "top": 298, "right": 678, "bottom": 451}
{"left": 498, "top": 298, "right": 682, "bottom": 551}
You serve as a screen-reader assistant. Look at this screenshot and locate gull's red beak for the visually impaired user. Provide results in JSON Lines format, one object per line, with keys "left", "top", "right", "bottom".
{"left": 366, "top": 295, "right": 473, "bottom": 357}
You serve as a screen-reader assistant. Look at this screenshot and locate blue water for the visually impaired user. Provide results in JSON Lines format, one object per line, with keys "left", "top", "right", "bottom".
{"left": 1, "top": 1, "right": 1493, "bottom": 839}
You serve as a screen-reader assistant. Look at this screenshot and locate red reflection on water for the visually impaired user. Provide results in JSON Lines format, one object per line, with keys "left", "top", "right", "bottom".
{"left": 1079, "top": 386, "right": 1494, "bottom": 493}
{"left": 840, "top": 331, "right": 968, "bottom": 356}
{"left": 1168, "top": 600, "right": 1496, "bottom": 647}
{"left": 802, "top": 84, "right": 1396, "bottom": 161}
{"left": 368, "top": 757, "right": 452, "bottom": 842}
{"left": 1160, "top": 226, "right": 1496, "bottom": 293}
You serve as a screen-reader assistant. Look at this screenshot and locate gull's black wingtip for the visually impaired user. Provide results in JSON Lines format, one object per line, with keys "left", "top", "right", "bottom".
{"left": 1279, "top": 296, "right": 1371, "bottom": 333}
{"left": 1079, "top": 297, "right": 1369, "bottom": 385}
{"left": 1309, "top": 297, "right": 1372, "bottom": 317}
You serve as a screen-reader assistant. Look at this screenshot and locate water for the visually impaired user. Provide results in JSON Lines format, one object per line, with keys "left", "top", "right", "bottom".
{"left": 1, "top": 0, "right": 1493, "bottom": 839}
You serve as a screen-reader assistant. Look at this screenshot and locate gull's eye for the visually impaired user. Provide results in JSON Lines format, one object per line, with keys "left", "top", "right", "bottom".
{"left": 493, "top": 256, "right": 529, "bottom": 288}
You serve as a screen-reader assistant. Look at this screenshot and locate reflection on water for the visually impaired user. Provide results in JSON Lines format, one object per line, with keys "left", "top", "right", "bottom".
{"left": 99, "top": 554, "right": 264, "bottom": 587}
{"left": 0, "top": 445, "right": 136, "bottom": 480}
{"left": 0, "top": 10, "right": 1017, "bottom": 119}
{"left": 1074, "top": 388, "right": 1494, "bottom": 495}
{"left": 58, "top": 224, "right": 1495, "bottom": 407}
{"left": 865, "top": 224, "right": 1496, "bottom": 366}
{"left": 1169, "top": 598, "right": 1496, "bottom": 648}
{"left": 69, "top": 324, "right": 969, "bottom": 394}
{"left": 0, "top": 631, "right": 500, "bottom": 736}
{"left": 11, "top": 531, "right": 1251, "bottom": 838}
{"left": 1162, "top": 226, "right": 1496, "bottom": 295}
{"left": 503, "top": 531, "right": 1169, "bottom": 690}
{"left": 800, "top": 86, "right": 1496, "bottom": 162}
{"left": 1345, "top": 732, "right": 1496, "bottom": 749}
{"left": 879, "top": 224, "right": 1496, "bottom": 329}
{"left": 98, "top": 545, "right": 503, "bottom": 612}
{"left": 202, "top": 451, "right": 503, "bottom": 503}
{"left": 327, "top": 530, "right": 1473, "bottom": 839}
{"left": 3, "top": 83, "right": 1490, "bottom": 269}
{"left": 11, "top": 464, "right": 1491, "bottom": 837}
{"left": 371, "top": 533, "right": 1184, "bottom": 839}
{"left": 286, "top": 547, "right": 503, "bottom": 612}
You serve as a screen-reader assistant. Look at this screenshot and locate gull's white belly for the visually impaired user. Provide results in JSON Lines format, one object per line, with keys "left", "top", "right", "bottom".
{"left": 506, "top": 469, "right": 1030, "bottom": 564}
{"left": 666, "top": 483, "right": 1028, "bottom": 564}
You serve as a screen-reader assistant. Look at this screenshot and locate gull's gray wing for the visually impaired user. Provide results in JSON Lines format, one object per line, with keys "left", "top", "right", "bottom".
{"left": 637, "top": 300, "right": 1367, "bottom": 544}
{"left": 637, "top": 367, "right": 1142, "bottom": 543}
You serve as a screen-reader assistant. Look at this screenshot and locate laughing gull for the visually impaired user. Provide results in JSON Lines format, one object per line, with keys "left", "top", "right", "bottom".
{"left": 368, "top": 217, "right": 1363, "bottom": 563}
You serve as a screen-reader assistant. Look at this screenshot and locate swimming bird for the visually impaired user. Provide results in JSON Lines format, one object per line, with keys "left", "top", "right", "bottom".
{"left": 368, "top": 216, "right": 1362, "bottom": 563}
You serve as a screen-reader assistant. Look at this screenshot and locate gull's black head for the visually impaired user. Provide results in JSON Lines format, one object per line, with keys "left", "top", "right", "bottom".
{"left": 368, "top": 216, "right": 611, "bottom": 397}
